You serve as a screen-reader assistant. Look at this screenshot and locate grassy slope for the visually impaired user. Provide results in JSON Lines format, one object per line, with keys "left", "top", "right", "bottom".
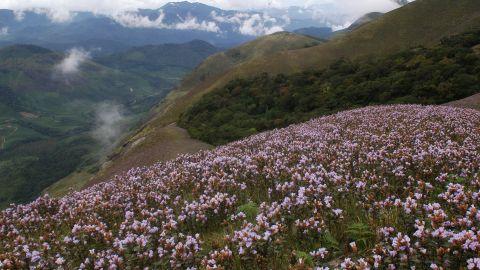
{"left": 207, "top": 0, "right": 480, "bottom": 94}
{"left": 46, "top": 124, "right": 212, "bottom": 197}
{"left": 178, "top": 30, "right": 480, "bottom": 145}
{"left": 139, "top": 0, "right": 480, "bottom": 130}
{"left": 81, "top": 33, "right": 321, "bottom": 189}
{"left": 151, "top": 32, "right": 322, "bottom": 127}
{"left": 91, "top": 0, "right": 480, "bottom": 190}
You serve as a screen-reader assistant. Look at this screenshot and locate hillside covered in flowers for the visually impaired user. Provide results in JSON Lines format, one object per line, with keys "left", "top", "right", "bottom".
{"left": 1, "top": 105, "right": 480, "bottom": 269}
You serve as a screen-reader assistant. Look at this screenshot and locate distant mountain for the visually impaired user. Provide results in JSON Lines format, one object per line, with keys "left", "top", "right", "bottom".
{"left": 293, "top": 27, "right": 333, "bottom": 40}
{"left": 0, "top": 41, "right": 217, "bottom": 208}
{"left": 0, "top": 2, "right": 329, "bottom": 53}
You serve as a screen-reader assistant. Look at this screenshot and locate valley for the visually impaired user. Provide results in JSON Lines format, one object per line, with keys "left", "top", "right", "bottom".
{"left": 0, "top": 41, "right": 218, "bottom": 208}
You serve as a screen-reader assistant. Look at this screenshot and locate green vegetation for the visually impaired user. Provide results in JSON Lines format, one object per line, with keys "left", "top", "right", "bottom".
{"left": 96, "top": 40, "right": 219, "bottom": 88}
{"left": 0, "top": 43, "right": 216, "bottom": 208}
{"left": 180, "top": 30, "right": 480, "bottom": 145}
{"left": 150, "top": 32, "right": 323, "bottom": 127}
{"left": 237, "top": 202, "right": 258, "bottom": 222}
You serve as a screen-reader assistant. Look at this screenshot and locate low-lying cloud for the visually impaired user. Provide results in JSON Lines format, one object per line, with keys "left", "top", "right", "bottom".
{"left": 0, "top": 27, "right": 8, "bottom": 36}
{"left": 112, "top": 11, "right": 220, "bottom": 33}
{"left": 13, "top": 8, "right": 75, "bottom": 23}
{"left": 55, "top": 48, "right": 90, "bottom": 76}
{"left": 112, "top": 10, "right": 285, "bottom": 36}
{"left": 92, "top": 103, "right": 127, "bottom": 150}
{"left": 114, "top": 10, "right": 285, "bottom": 36}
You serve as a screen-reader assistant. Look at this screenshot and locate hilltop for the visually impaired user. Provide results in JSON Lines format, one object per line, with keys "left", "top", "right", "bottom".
{"left": 1, "top": 105, "right": 479, "bottom": 268}
{"left": 446, "top": 93, "right": 480, "bottom": 110}
{"left": 198, "top": 0, "right": 480, "bottom": 96}
{"left": 179, "top": 30, "right": 480, "bottom": 145}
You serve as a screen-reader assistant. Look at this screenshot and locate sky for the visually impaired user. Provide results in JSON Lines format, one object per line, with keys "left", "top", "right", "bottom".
{"left": 0, "top": 0, "right": 401, "bottom": 15}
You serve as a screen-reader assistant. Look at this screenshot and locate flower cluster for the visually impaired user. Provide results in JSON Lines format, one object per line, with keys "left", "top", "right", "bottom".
{"left": 1, "top": 105, "right": 479, "bottom": 269}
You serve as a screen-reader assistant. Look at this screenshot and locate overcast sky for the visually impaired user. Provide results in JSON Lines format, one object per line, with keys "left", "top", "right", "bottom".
{"left": 0, "top": 0, "right": 401, "bottom": 14}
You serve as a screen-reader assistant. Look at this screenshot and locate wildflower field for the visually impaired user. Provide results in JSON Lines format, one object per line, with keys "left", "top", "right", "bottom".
{"left": 1, "top": 105, "right": 480, "bottom": 269}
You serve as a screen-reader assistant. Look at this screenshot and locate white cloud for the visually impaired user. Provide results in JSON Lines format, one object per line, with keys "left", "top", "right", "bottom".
{"left": 112, "top": 11, "right": 220, "bottom": 32}
{"left": 174, "top": 16, "right": 220, "bottom": 32}
{"left": 13, "top": 10, "right": 26, "bottom": 21}
{"left": 211, "top": 11, "right": 286, "bottom": 36}
{"left": 238, "top": 14, "right": 284, "bottom": 36}
{"left": 112, "top": 11, "right": 168, "bottom": 28}
{"left": 0, "top": 27, "right": 8, "bottom": 36}
{"left": 55, "top": 48, "right": 90, "bottom": 75}
{"left": 34, "top": 8, "right": 75, "bottom": 23}
{"left": 92, "top": 102, "right": 127, "bottom": 150}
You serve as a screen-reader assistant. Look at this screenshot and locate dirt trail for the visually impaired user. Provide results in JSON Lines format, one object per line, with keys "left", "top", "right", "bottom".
{"left": 445, "top": 93, "right": 480, "bottom": 111}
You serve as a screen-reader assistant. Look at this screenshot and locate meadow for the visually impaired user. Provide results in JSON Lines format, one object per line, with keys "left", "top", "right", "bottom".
{"left": 1, "top": 105, "right": 479, "bottom": 269}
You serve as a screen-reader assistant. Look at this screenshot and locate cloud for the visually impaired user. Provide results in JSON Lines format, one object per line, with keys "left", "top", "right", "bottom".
{"left": 92, "top": 103, "right": 127, "bottom": 150}
{"left": 112, "top": 11, "right": 220, "bottom": 32}
{"left": 112, "top": 11, "right": 168, "bottom": 28}
{"left": 0, "top": 27, "right": 8, "bottom": 36}
{"left": 174, "top": 16, "right": 220, "bottom": 32}
{"left": 13, "top": 10, "right": 26, "bottom": 21}
{"left": 33, "top": 8, "right": 75, "bottom": 23}
{"left": 55, "top": 48, "right": 90, "bottom": 75}
{"left": 211, "top": 11, "right": 286, "bottom": 36}
{"left": 113, "top": 9, "right": 283, "bottom": 35}
{"left": 237, "top": 14, "right": 284, "bottom": 36}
